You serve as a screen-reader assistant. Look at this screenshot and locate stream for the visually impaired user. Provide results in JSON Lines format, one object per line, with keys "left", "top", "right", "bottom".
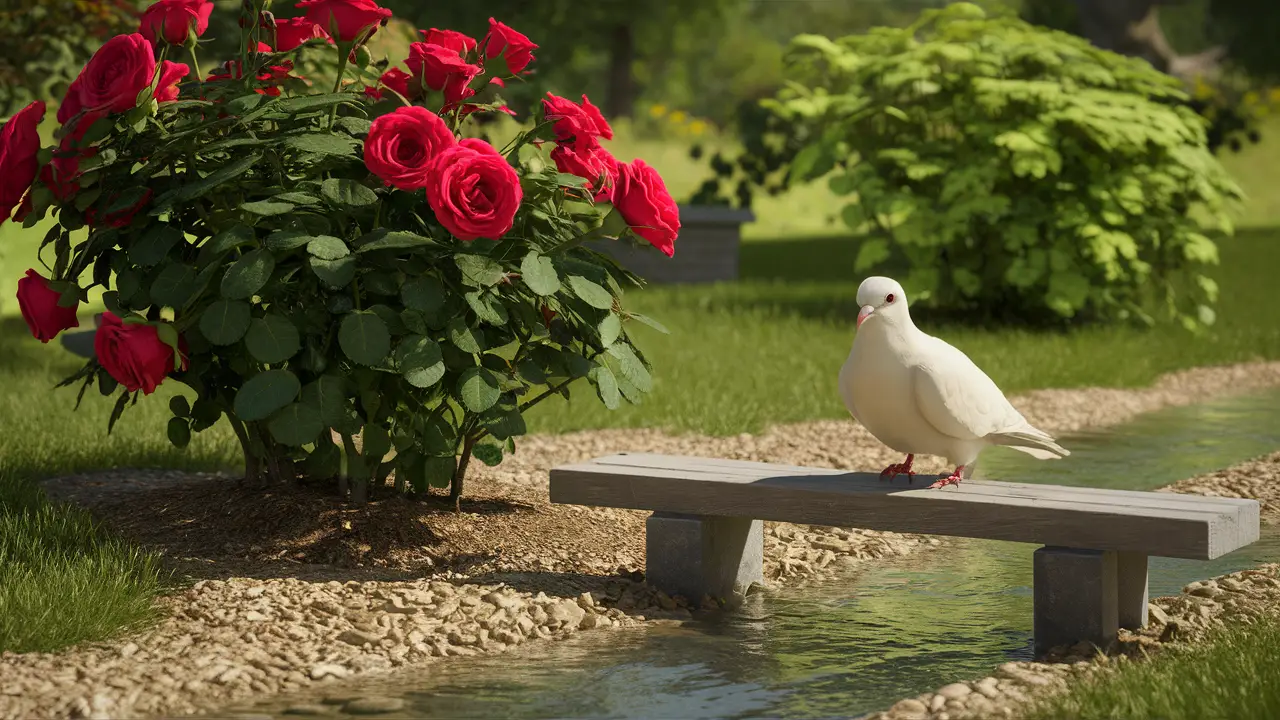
{"left": 214, "top": 389, "right": 1280, "bottom": 719}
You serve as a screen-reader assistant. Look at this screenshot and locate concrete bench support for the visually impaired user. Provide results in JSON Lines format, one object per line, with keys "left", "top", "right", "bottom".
{"left": 1033, "top": 547, "right": 1118, "bottom": 654}
{"left": 645, "top": 512, "right": 763, "bottom": 604}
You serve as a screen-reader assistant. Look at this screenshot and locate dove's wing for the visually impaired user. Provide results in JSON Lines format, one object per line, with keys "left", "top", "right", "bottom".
{"left": 911, "top": 337, "right": 1028, "bottom": 441}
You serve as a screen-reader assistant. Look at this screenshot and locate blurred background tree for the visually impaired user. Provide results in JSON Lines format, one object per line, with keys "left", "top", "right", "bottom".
{"left": 0, "top": 0, "right": 141, "bottom": 116}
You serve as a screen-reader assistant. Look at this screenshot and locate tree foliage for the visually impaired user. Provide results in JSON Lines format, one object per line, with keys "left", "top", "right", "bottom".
{"left": 773, "top": 3, "right": 1243, "bottom": 328}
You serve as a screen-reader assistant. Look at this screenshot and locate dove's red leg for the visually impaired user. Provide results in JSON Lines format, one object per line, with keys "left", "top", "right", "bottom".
{"left": 929, "top": 466, "right": 965, "bottom": 489}
{"left": 880, "top": 454, "right": 916, "bottom": 483}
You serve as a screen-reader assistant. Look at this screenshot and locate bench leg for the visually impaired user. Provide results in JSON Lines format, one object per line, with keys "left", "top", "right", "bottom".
{"left": 1033, "top": 546, "right": 1118, "bottom": 656}
{"left": 645, "top": 512, "right": 763, "bottom": 604}
{"left": 1116, "top": 552, "right": 1149, "bottom": 630}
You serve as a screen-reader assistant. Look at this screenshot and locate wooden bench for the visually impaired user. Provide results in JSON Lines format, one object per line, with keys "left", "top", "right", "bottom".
{"left": 549, "top": 453, "right": 1261, "bottom": 655}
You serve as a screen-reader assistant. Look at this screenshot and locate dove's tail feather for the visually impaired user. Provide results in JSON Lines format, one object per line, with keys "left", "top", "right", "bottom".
{"left": 987, "top": 427, "right": 1070, "bottom": 459}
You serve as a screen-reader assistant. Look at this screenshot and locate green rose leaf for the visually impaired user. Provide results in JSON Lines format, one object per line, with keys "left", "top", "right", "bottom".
{"left": 240, "top": 200, "right": 295, "bottom": 216}
{"left": 233, "top": 368, "right": 301, "bottom": 421}
{"left": 311, "top": 255, "right": 357, "bottom": 288}
{"left": 520, "top": 252, "right": 560, "bottom": 295}
{"left": 338, "top": 311, "right": 391, "bottom": 366}
{"left": 588, "top": 363, "right": 622, "bottom": 409}
{"left": 307, "top": 235, "right": 350, "bottom": 260}
{"left": 221, "top": 248, "right": 275, "bottom": 299}
{"left": 455, "top": 254, "right": 506, "bottom": 287}
{"left": 568, "top": 275, "right": 613, "bottom": 309}
{"left": 199, "top": 300, "right": 252, "bottom": 345}
{"left": 245, "top": 314, "right": 301, "bottom": 364}
{"left": 402, "top": 276, "right": 446, "bottom": 313}
{"left": 302, "top": 375, "right": 349, "bottom": 427}
{"left": 321, "top": 178, "right": 378, "bottom": 207}
{"left": 393, "top": 335, "right": 446, "bottom": 388}
{"left": 447, "top": 317, "right": 485, "bottom": 354}
{"left": 198, "top": 224, "right": 255, "bottom": 266}
{"left": 457, "top": 366, "right": 501, "bottom": 413}
{"left": 598, "top": 313, "right": 622, "bottom": 347}
{"left": 423, "top": 456, "right": 456, "bottom": 489}
{"left": 166, "top": 417, "right": 191, "bottom": 448}
{"left": 129, "top": 225, "right": 182, "bottom": 266}
{"left": 356, "top": 228, "right": 435, "bottom": 253}
{"left": 268, "top": 403, "right": 324, "bottom": 446}
{"left": 285, "top": 133, "right": 356, "bottom": 156}
{"left": 150, "top": 263, "right": 198, "bottom": 308}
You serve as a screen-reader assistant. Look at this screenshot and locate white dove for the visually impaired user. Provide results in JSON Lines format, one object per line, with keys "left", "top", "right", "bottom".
{"left": 838, "top": 276, "right": 1069, "bottom": 489}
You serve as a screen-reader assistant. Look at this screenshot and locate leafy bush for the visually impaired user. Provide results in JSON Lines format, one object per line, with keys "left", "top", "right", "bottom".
{"left": 771, "top": 2, "right": 1244, "bottom": 327}
{"left": 3, "top": 0, "right": 679, "bottom": 507}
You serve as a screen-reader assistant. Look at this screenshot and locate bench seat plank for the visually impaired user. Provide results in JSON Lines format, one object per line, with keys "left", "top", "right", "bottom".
{"left": 549, "top": 453, "right": 1259, "bottom": 560}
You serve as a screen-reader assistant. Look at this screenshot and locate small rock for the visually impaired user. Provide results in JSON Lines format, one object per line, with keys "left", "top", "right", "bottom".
{"left": 309, "top": 664, "right": 349, "bottom": 681}
{"left": 936, "top": 683, "right": 971, "bottom": 700}
{"left": 1148, "top": 603, "right": 1170, "bottom": 626}
{"left": 343, "top": 697, "right": 406, "bottom": 714}
{"left": 888, "top": 698, "right": 928, "bottom": 719}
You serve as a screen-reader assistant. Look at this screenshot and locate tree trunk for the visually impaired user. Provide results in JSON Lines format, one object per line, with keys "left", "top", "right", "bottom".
{"left": 605, "top": 23, "right": 635, "bottom": 120}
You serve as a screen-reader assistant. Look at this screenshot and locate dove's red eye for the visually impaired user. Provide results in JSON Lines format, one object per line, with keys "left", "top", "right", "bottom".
{"left": 886, "top": 293, "right": 895, "bottom": 303}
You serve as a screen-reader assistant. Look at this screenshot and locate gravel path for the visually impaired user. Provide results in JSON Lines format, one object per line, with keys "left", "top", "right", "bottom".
{"left": 4, "top": 361, "right": 1280, "bottom": 720}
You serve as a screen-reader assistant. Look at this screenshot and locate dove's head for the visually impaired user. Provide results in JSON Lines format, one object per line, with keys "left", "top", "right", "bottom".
{"left": 855, "top": 276, "right": 909, "bottom": 329}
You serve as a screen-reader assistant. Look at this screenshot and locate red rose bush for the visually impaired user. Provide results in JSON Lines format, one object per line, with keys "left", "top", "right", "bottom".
{"left": 3, "top": 0, "right": 681, "bottom": 506}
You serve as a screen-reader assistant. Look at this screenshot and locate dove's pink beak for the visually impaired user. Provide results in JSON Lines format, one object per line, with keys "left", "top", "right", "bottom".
{"left": 856, "top": 304, "right": 875, "bottom": 328}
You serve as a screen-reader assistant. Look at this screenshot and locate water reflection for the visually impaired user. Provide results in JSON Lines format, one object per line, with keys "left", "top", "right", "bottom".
{"left": 218, "top": 389, "right": 1280, "bottom": 720}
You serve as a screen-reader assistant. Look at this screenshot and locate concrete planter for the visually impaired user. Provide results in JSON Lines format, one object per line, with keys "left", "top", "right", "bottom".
{"left": 592, "top": 205, "right": 755, "bottom": 285}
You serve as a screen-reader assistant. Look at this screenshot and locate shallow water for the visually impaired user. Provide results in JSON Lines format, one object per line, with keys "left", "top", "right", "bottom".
{"left": 219, "top": 389, "right": 1280, "bottom": 720}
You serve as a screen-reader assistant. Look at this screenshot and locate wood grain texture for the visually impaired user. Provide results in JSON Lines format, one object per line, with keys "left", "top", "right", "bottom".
{"left": 549, "top": 453, "right": 1261, "bottom": 560}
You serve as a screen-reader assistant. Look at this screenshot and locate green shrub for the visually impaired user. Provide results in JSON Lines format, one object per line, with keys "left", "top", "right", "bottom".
{"left": 771, "top": 2, "right": 1245, "bottom": 327}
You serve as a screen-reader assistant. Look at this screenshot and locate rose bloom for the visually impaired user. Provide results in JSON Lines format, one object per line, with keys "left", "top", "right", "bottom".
{"left": 94, "top": 313, "right": 188, "bottom": 395}
{"left": 76, "top": 34, "right": 157, "bottom": 114}
{"left": 550, "top": 143, "right": 618, "bottom": 202}
{"left": 426, "top": 138, "right": 522, "bottom": 241}
{"left": 295, "top": 0, "right": 392, "bottom": 43}
{"left": 274, "top": 16, "right": 331, "bottom": 51}
{"left": 611, "top": 159, "right": 680, "bottom": 257}
{"left": 0, "top": 100, "right": 45, "bottom": 225}
{"left": 483, "top": 18, "right": 536, "bottom": 74}
{"left": 139, "top": 0, "right": 214, "bottom": 47}
{"left": 420, "top": 28, "right": 476, "bottom": 56}
{"left": 16, "top": 269, "right": 79, "bottom": 343}
{"left": 364, "top": 106, "right": 456, "bottom": 190}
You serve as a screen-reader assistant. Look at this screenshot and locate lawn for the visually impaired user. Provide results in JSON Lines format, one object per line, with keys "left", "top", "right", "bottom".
{"left": 1029, "top": 617, "right": 1280, "bottom": 719}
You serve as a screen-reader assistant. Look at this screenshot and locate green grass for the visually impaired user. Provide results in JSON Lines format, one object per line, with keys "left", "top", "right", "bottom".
{"left": 0, "top": 323, "right": 239, "bottom": 653}
{"left": 1030, "top": 617, "right": 1280, "bottom": 719}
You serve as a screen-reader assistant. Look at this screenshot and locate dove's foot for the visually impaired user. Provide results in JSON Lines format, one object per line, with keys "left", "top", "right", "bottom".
{"left": 879, "top": 454, "right": 916, "bottom": 483}
{"left": 928, "top": 466, "right": 965, "bottom": 489}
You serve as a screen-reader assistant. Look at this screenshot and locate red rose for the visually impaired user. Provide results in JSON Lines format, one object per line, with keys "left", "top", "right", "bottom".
{"left": 140, "top": 0, "right": 213, "bottom": 46}
{"left": 154, "top": 61, "right": 191, "bottom": 103}
{"left": 612, "top": 159, "right": 680, "bottom": 257}
{"left": 0, "top": 101, "right": 45, "bottom": 225}
{"left": 295, "top": 0, "right": 391, "bottom": 43}
{"left": 40, "top": 150, "right": 86, "bottom": 201}
{"left": 483, "top": 18, "right": 536, "bottom": 75}
{"left": 274, "top": 16, "right": 331, "bottom": 51}
{"left": 87, "top": 188, "right": 153, "bottom": 228}
{"left": 543, "top": 93, "right": 613, "bottom": 146}
{"left": 16, "top": 269, "right": 80, "bottom": 343}
{"left": 550, "top": 143, "right": 618, "bottom": 202}
{"left": 364, "top": 67, "right": 411, "bottom": 101}
{"left": 426, "top": 138, "right": 522, "bottom": 241}
{"left": 420, "top": 28, "right": 476, "bottom": 56}
{"left": 406, "top": 42, "right": 481, "bottom": 103}
{"left": 94, "top": 312, "right": 187, "bottom": 395}
{"left": 364, "top": 106, "right": 456, "bottom": 190}
{"left": 77, "top": 34, "right": 156, "bottom": 115}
